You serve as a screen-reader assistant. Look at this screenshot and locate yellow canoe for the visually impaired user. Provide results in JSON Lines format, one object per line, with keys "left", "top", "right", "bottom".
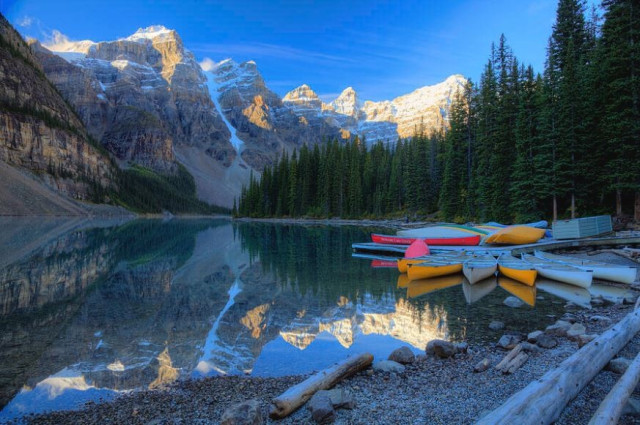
{"left": 497, "top": 253, "right": 537, "bottom": 286}
{"left": 397, "top": 273, "right": 411, "bottom": 288}
{"left": 397, "top": 257, "right": 429, "bottom": 273}
{"left": 407, "top": 259, "right": 463, "bottom": 281}
{"left": 485, "top": 226, "right": 546, "bottom": 245}
{"left": 406, "top": 274, "right": 464, "bottom": 298}
{"left": 498, "top": 276, "right": 537, "bottom": 307}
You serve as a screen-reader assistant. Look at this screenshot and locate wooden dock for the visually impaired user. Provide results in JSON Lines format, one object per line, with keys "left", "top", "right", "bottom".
{"left": 352, "top": 234, "right": 640, "bottom": 258}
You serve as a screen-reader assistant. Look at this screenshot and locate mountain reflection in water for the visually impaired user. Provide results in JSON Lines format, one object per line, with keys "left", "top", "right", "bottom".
{"left": 0, "top": 219, "right": 567, "bottom": 420}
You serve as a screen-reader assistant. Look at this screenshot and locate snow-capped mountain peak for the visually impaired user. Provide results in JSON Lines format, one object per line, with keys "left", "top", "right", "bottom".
{"left": 330, "top": 87, "right": 361, "bottom": 119}
{"left": 124, "top": 25, "right": 175, "bottom": 43}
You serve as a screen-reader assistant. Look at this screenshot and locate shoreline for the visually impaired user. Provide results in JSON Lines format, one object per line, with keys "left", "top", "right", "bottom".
{"left": 18, "top": 252, "right": 640, "bottom": 425}
{"left": 18, "top": 301, "right": 640, "bottom": 425}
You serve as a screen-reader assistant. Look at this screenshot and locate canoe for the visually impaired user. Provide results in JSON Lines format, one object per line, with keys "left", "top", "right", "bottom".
{"left": 534, "top": 250, "right": 637, "bottom": 284}
{"left": 462, "top": 276, "right": 497, "bottom": 304}
{"left": 371, "top": 259, "right": 398, "bottom": 268}
{"left": 397, "top": 273, "right": 411, "bottom": 288}
{"left": 536, "top": 279, "right": 592, "bottom": 309}
{"left": 463, "top": 255, "right": 497, "bottom": 284}
{"left": 397, "top": 251, "right": 471, "bottom": 273}
{"left": 397, "top": 257, "right": 429, "bottom": 273}
{"left": 497, "top": 253, "right": 537, "bottom": 286}
{"left": 521, "top": 254, "right": 593, "bottom": 288}
{"left": 370, "top": 233, "right": 482, "bottom": 246}
{"left": 498, "top": 276, "right": 537, "bottom": 307}
{"left": 484, "top": 220, "right": 548, "bottom": 229}
{"left": 397, "top": 225, "right": 488, "bottom": 238}
{"left": 406, "top": 274, "right": 464, "bottom": 298}
{"left": 407, "top": 258, "right": 464, "bottom": 281}
{"left": 485, "top": 226, "right": 546, "bottom": 245}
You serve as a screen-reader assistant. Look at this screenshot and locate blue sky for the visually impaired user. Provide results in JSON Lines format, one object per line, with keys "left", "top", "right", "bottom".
{"left": 2, "top": 0, "right": 597, "bottom": 102}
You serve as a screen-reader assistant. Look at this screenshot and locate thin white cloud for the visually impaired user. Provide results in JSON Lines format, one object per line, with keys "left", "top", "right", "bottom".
{"left": 193, "top": 42, "right": 353, "bottom": 66}
{"left": 42, "top": 30, "right": 94, "bottom": 52}
{"left": 199, "top": 57, "right": 217, "bottom": 72}
{"left": 17, "top": 16, "right": 33, "bottom": 28}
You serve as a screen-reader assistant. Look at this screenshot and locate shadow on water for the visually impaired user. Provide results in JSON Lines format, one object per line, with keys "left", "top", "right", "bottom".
{"left": 0, "top": 220, "right": 575, "bottom": 421}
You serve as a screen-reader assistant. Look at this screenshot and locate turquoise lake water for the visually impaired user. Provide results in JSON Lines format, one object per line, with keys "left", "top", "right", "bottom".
{"left": 0, "top": 218, "right": 576, "bottom": 421}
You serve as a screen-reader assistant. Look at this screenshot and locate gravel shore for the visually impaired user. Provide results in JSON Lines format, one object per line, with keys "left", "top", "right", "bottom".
{"left": 14, "top": 292, "right": 640, "bottom": 424}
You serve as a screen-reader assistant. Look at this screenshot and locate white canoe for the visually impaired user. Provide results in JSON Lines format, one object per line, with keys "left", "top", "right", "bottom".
{"left": 521, "top": 254, "right": 593, "bottom": 288}
{"left": 534, "top": 250, "right": 637, "bottom": 284}
{"left": 463, "top": 255, "right": 497, "bottom": 285}
{"left": 536, "top": 278, "right": 592, "bottom": 309}
{"left": 462, "top": 276, "right": 497, "bottom": 304}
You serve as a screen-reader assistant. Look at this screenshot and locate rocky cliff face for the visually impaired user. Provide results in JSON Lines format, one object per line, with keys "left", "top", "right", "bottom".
{"left": 204, "top": 59, "right": 342, "bottom": 171}
{"left": 0, "top": 15, "right": 113, "bottom": 200}
{"left": 33, "top": 26, "right": 234, "bottom": 174}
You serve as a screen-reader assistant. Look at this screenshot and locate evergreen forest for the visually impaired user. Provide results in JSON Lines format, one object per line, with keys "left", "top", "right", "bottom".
{"left": 237, "top": 0, "right": 640, "bottom": 223}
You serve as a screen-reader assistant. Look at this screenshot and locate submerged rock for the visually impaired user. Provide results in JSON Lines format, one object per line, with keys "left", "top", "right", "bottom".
{"left": 503, "top": 297, "right": 524, "bottom": 308}
{"left": 498, "top": 334, "right": 522, "bottom": 350}
{"left": 426, "top": 340, "right": 457, "bottom": 358}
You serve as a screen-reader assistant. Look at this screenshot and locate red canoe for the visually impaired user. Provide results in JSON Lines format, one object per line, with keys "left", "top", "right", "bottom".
{"left": 371, "top": 233, "right": 481, "bottom": 246}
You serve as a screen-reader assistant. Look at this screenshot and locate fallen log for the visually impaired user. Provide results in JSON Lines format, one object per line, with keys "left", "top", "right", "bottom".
{"left": 588, "top": 351, "right": 640, "bottom": 425}
{"left": 495, "top": 344, "right": 523, "bottom": 373}
{"left": 477, "top": 305, "right": 640, "bottom": 425}
{"left": 505, "top": 352, "right": 529, "bottom": 375}
{"left": 269, "top": 352, "right": 373, "bottom": 419}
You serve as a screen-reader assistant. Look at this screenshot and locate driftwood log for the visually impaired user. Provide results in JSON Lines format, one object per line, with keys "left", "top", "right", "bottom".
{"left": 588, "top": 351, "right": 640, "bottom": 425}
{"left": 477, "top": 305, "right": 640, "bottom": 425}
{"left": 495, "top": 344, "right": 528, "bottom": 374}
{"left": 269, "top": 352, "right": 373, "bottom": 419}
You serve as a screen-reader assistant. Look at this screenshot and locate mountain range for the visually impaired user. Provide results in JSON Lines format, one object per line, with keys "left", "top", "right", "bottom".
{"left": 2, "top": 19, "right": 466, "bottom": 211}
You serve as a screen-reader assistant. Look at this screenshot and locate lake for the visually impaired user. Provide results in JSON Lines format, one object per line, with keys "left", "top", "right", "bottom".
{"left": 0, "top": 218, "right": 573, "bottom": 421}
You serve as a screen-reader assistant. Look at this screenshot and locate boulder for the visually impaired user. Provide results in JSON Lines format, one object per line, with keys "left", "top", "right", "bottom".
{"left": 428, "top": 340, "right": 457, "bottom": 358}
{"left": 388, "top": 346, "right": 415, "bottom": 365}
{"left": 536, "top": 334, "right": 558, "bottom": 349}
{"left": 520, "top": 342, "right": 543, "bottom": 353}
{"left": 474, "top": 358, "right": 491, "bottom": 373}
{"left": 498, "top": 334, "right": 523, "bottom": 350}
{"left": 308, "top": 392, "right": 336, "bottom": 424}
{"left": 527, "top": 330, "right": 543, "bottom": 343}
{"left": 504, "top": 297, "right": 524, "bottom": 308}
{"left": 455, "top": 342, "right": 469, "bottom": 354}
{"left": 221, "top": 399, "right": 262, "bottom": 425}
{"left": 607, "top": 357, "right": 632, "bottom": 374}
{"left": 489, "top": 321, "right": 505, "bottom": 331}
{"left": 373, "top": 360, "right": 405, "bottom": 373}
{"left": 566, "top": 323, "right": 587, "bottom": 340}
{"left": 545, "top": 320, "right": 572, "bottom": 337}
{"left": 316, "top": 388, "right": 356, "bottom": 410}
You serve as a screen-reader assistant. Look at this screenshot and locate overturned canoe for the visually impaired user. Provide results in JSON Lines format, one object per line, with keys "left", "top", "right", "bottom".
{"left": 371, "top": 233, "right": 481, "bottom": 246}
{"left": 498, "top": 253, "right": 537, "bottom": 286}
{"left": 534, "top": 250, "right": 637, "bottom": 284}
{"left": 397, "top": 225, "right": 488, "bottom": 238}
{"left": 521, "top": 254, "right": 592, "bottom": 288}
{"left": 485, "top": 226, "right": 546, "bottom": 245}
{"left": 463, "top": 255, "right": 497, "bottom": 285}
